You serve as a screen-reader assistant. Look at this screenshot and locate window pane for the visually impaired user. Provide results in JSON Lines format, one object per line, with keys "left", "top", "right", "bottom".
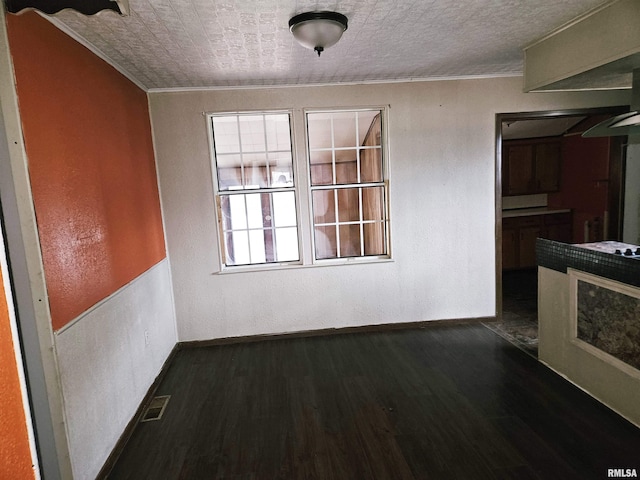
{"left": 362, "top": 186, "right": 385, "bottom": 221}
{"left": 332, "top": 112, "right": 357, "bottom": 149}
{"left": 275, "top": 227, "right": 299, "bottom": 261}
{"left": 260, "top": 193, "right": 273, "bottom": 228}
{"left": 337, "top": 188, "right": 360, "bottom": 223}
{"left": 212, "top": 117, "right": 240, "bottom": 154}
{"left": 307, "top": 113, "right": 332, "bottom": 149}
{"left": 272, "top": 191, "right": 297, "bottom": 227}
{"left": 312, "top": 190, "right": 335, "bottom": 224}
{"left": 269, "top": 152, "right": 294, "bottom": 187}
{"left": 310, "top": 150, "right": 333, "bottom": 186}
{"left": 335, "top": 155, "right": 358, "bottom": 184}
{"left": 339, "top": 224, "right": 361, "bottom": 257}
{"left": 314, "top": 225, "right": 337, "bottom": 259}
{"left": 242, "top": 153, "right": 267, "bottom": 188}
{"left": 265, "top": 114, "right": 292, "bottom": 151}
{"left": 364, "top": 223, "right": 386, "bottom": 256}
{"left": 358, "top": 111, "right": 381, "bottom": 146}
{"left": 239, "top": 115, "right": 266, "bottom": 152}
{"left": 245, "top": 193, "right": 263, "bottom": 229}
{"left": 226, "top": 230, "right": 249, "bottom": 265}
{"left": 227, "top": 194, "right": 247, "bottom": 230}
{"left": 216, "top": 154, "right": 242, "bottom": 191}
{"left": 360, "top": 147, "right": 382, "bottom": 183}
{"left": 248, "top": 230, "right": 267, "bottom": 264}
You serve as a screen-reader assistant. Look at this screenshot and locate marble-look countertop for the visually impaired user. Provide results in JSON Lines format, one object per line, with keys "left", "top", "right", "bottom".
{"left": 502, "top": 207, "right": 571, "bottom": 218}
{"left": 575, "top": 241, "right": 640, "bottom": 258}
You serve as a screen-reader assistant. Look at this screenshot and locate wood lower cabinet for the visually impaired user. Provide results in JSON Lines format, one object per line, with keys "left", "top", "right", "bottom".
{"left": 502, "top": 212, "right": 571, "bottom": 270}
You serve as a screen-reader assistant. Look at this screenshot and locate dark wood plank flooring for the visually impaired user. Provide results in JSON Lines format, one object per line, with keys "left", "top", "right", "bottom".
{"left": 106, "top": 324, "right": 640, "bottom": 479}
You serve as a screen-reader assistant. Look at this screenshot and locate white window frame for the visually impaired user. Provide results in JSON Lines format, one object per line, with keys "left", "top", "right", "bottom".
{"left": 207, "top": 106, "right": 392, "bottom": 273}
{"left": 207, "top": 110, "right": 303, "bottom": 271}
{"left": 305, "top": 106, "right": 391, "bottom": 264}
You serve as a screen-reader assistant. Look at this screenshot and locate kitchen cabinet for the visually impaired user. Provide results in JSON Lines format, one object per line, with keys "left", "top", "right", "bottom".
{"left": 503, "top": 138, "right": 561, "bottom": 196}
{"left": 502, "top": 211, "right": 571, "bottom": 270}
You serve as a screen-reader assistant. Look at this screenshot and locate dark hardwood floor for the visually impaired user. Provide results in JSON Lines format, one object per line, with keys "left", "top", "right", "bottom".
{"left": 106, "top": 324, "right": 640, "bottom": 479}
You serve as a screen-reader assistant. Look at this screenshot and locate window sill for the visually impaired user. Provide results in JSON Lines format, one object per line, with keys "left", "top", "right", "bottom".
{"left": 214, "top": 256, "right": 394, "bottom": 275}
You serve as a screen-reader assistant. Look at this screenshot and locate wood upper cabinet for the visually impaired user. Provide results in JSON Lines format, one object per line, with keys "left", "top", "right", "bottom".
{"left": 503, "top": 138, "right": 562, "bottom": 196}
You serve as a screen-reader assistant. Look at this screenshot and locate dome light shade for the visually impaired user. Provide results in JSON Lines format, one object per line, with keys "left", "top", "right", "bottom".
{"left": 289, "top": 11, "right": 348, "bottom": 57}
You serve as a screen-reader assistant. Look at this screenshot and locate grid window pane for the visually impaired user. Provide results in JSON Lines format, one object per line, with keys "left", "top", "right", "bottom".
{"left": 332, "top": 112, "right": 357, "bottom": 148}
{"left": 362, "top": 186, "right": 385, "bottom": 221}
{"left": 225, "top": 230, "right": 249, "bottom": 266}
{"left": 272, "top": 192, "right": 297, "bottom": 227}
{"left": 275, "top": 227, "right": 299, "bottom": 261}
{"left": 248, "top": 229, "right": 267, "bottom": 264}
{"left": 314, "top": 225, "right": 337, "bottom": 259}
{"left": 337, "top": 188, "right": 360, "bottom": 223}
{"left": 227, "top": 194, "right": 247, "bottom": 230}
{"left": 307, "top": 113, "right": 332, "bottom": 149}
{"left": 245, "top": 194, "right": 264, "bottom": 229}
{"left": 239, "top": 115, "right": 266, "bottom": 152}
{"left": 335, "top": 156, "right": 358, "bottom": 184}
{"left": 360, "top": 147, "right": 382, "bottom": 183}
{"left": 310, "top": 151, "right": 333, "bottom": 186}
{"left": 212, "top": 117, "right": 240, "bottom": 154}
{"left": 265, "top": 114, "right": 292, "bottom": 151}
{"left": 312, "top": 190, "right": 336, "bottom": 224}
{"left": 269, "top": 152, "right": 294, "bottom": 187}
{"left": 358, "top": 111, "right": 381, "bottom": 146}
{"left": 364, "top": 223, "right": 386, "bottom": 256}
{"left": 339, "top": 224, "right": 361, "bottom": 257}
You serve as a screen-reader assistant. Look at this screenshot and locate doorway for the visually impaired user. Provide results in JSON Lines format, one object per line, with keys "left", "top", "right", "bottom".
{"left": 494, "top": 107, "right": 628, "bottom": 356}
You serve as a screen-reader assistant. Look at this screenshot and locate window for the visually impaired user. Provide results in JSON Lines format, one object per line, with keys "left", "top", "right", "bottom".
{"left": 210, "top": 112, "right": 299, "bottom": 266}
{"left": 307, "top": 109, "right": 388, "bottom": 260}
{"left": 209, "top": 107, "right": 389, "bottom": 270}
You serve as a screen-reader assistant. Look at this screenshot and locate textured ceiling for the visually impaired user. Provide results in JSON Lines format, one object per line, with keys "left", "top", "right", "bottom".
{"left": 43, "top": 0, "right": 611, "bottom": 91}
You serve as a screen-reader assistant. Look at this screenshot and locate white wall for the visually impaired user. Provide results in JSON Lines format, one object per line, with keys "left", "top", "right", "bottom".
{"left": 623, "top": 140, "right": 640, "bottom": 244}
{"left": 149, "top": 77, "right": 628, "bottom": 342}
{"left": 54, "top": 260, "right": 176, "bottom": 480}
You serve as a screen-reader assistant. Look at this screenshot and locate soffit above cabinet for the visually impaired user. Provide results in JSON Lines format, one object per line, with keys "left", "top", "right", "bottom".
{"left": 523, "top": 0, "right": 640, "bottom": 92}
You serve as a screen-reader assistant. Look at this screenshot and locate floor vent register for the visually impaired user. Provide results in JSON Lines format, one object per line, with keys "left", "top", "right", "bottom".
{"left": 141, "top": 395, "right": 170, "bottom": 422}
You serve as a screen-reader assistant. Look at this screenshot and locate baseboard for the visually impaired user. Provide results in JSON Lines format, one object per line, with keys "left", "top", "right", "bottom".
{"left": 96, "top": 342, "right": 180, "bottom": 479}
{"left": 180, "top": 316, "right": 496, "bottom": 349}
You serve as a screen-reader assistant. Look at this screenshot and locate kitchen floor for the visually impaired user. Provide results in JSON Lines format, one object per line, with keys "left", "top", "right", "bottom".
{"left": 485, "top": 269, "right": 539, "bottom": 356}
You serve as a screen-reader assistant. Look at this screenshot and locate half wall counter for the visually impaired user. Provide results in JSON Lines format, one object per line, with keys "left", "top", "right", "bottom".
{"left": 536, "top": 239, "right": 640, "bottom": 427}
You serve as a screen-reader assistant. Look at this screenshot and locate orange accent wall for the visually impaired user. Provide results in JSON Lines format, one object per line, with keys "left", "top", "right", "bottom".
{"left": 6, "top": 12, "right": 166, "bottom": 330}
{"left": 0, "top": 265, "right": 35, "bottom": 479}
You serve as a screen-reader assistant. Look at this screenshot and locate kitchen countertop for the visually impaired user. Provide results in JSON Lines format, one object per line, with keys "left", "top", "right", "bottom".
{"left": 502, "top": 207, "right": 571, "bottom": 218}
{"left": 536, "top": 238, "right": 640, "bottom": 288}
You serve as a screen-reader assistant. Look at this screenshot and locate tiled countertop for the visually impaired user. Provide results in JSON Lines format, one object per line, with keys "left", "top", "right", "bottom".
{"left": 536, "top": 239, "right": 640, "bottom": 288}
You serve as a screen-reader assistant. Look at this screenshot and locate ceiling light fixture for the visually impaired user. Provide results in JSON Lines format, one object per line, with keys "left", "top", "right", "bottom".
{"left": 289, "top": 11, "right": 348, "bottom": 57}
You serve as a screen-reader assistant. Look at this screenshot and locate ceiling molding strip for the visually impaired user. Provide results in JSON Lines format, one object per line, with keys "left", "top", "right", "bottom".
{"left": 146, "top": 73, "right": 523, "bottom": 94}
{"left": 5, "top": 0, "right": 128, "bottom": 16}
